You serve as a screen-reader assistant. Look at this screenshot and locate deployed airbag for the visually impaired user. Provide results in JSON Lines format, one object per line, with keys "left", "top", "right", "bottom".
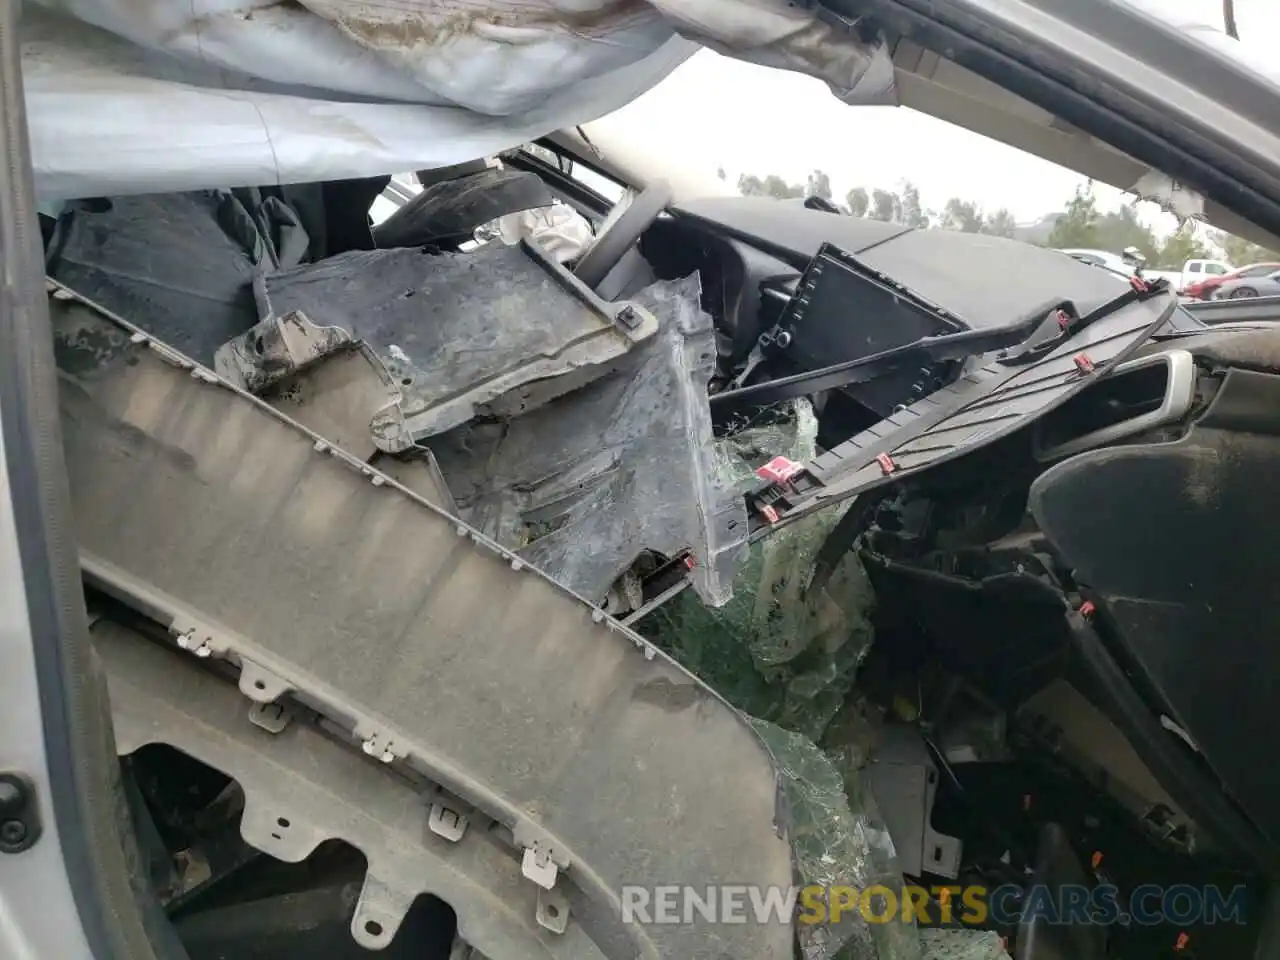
{"left": 23, "top": 0, "right": 892, "bottom": 198}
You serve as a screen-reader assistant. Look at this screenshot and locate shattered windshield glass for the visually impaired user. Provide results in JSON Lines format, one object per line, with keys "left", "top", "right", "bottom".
{"left": 636, "top": 401, "right": 1012, "bottom": 959}
{"left": 630, "top": 401, "right": 995, "bottom": 959}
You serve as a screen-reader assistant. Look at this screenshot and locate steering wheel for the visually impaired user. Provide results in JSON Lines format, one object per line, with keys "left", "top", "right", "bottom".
{"left": 573, "top": 180, "right": 672, "bottom": 291}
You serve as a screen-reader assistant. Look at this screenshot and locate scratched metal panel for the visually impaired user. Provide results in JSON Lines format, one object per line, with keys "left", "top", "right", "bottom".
{"left": 52, "top": 287, "right": 793, "bottom": 960}
{"left": 803, "top": 295, "right": 1175, "bottom": 502}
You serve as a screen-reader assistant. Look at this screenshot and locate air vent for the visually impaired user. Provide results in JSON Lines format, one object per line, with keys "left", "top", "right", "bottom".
{"left": 1034, "top": 350, "right": 1196, "bottom": 461}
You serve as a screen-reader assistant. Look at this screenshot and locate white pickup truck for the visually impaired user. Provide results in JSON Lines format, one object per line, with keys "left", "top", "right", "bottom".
{"left": 1177, "top": 257, "right": 1232, "bottom": 291}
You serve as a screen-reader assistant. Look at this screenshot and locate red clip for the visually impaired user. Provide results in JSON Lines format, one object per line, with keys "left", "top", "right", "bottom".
{"left": 760, "top": 504, "right": 780, "bottom": 524}
{"left": 1175, "top": 932, "right": 1190, "bottom": 952}
{"left": 1130, "top": 275, "right": 1149, "bottom": 293}
{"left": 1080, "top": 600, "right": 1096, "bottom": 618}
{"left": 1073, "top": 353, "right": 1095, "bottom": 374}
{"left": 1056, "top": 309, "right": 1071, "bottom": 330}
{"left": 875, "top": 452, "right": 897, "bottom": 476}
{"left": 1091, "top": 850, "right": 1104, "bottom": 869}
{"left": 683, "top": 554, "right": 697, "bottom": 570}
{"left": 756, "top": 455, "right": 804, "bottom": 484}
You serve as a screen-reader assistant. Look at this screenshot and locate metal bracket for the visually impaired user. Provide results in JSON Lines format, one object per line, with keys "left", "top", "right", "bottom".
{"left": 350, "top": 873, "right": 414, "bottom": 949}
{"left": 537, "top": 887, "right": 570, "bottom": 935}
{"left": 521, "top": 845, "right": 560, "bottom": 889}
{"left": 238, "top": 659, "right": 293, "bottom": 704}
{"left": 171, "top": 614, "right": 235, "bottom": 661}
{"left": 248, "top": 701, "right": 292, "bottom": 734}
{"left": 924, "top": 828, "right": 964, "bottom": 879}
{"left": 214, "top": 310, "right": 354, "bottom": 394}
{"left": 513, "top": 822, "right": 571, "bottom": 890}
{"left": 865, "top": 726, "right": 964, "bottom": 879}
{"left": 428, "top": 802, "right": 468, "bottom": 842}
{"left": 355, "top": 726, "right": 403, "bottom": 765}
{"left": 174, "top": 628, "right": 213, "bottom": 658}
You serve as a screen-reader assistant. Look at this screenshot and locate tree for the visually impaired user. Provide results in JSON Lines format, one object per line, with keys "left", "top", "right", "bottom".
{"left": 842, "top": 182, "right": 996, "bottom": 231}
{"left": 1156, "top": 225, "right": 1211, "bottom": 269}
{"left": 1094, "top": 205, "right": 1159, "bottom": 262}
{"left": 806, "top": 170, "right": 833, "bottom": 202}
{"left": 738, "top": 173, "right": 804, "bottom": 200}
{"left": 983, "top": 208, "right": 1017, "bottom": 238}
{"left": 716, "top": 166, "right": 727, "bottom": 182}
{"left": 897, "top": 182, "right": 928, "bottom": 229}
{"left": 766, "top": 176, "right": 805, "bottom": 200}
{"left": 935, "top": 198, "right": 1017, "bottom": 237}
{"left": 1047, "top": 184, "right": 1101, "bottom": 248}
{"left": 870, "top": 188, "right": 902, "bottom": 223}
{"left": 939, "top": 197, "right": 984, "bottom": 233}
{"left": 846, "top": 187, "right": 869, "bottom": 218}
{"left": 1212, "top": 229, "right": 1280, "bottom": 267}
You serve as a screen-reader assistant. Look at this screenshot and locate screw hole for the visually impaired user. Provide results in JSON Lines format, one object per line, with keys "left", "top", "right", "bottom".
{"left": 253, "top": 679, "right": 266, "bottom": 690}
{"left": 364, "top": 920, "right": 383, "bottom": 937}
{"left": 401, "top": 377, "right": 412, "bottom": 386}
{"left": 270, "top": 832, "right": 281, "bottom": 840}
{"left": 276, "top": 817, "right": 290, "bottom": 828}
{"left": 546, "top": 904, "right": 560, "bottom": 919}
{"left": 253, "top": 335, "right": 265, "bottom": 356}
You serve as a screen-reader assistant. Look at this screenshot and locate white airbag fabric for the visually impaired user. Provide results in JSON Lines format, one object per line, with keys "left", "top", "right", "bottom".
{"left": 22, "top": 0, "right": 889, "bottom": 197}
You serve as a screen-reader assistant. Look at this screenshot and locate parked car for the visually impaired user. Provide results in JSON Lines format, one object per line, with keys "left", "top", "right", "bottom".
{"left": 1179, "top": 257, "right": 1232, "bottom": 292}
{"left": 1058, "top": 248, "right": 1211, "bottom": 292}
{"left": 1213, "top": 268, "right": 1280, "bottom": 298}
{"left": 1185, "top": 261, "right": 1280, "bottom": 299}
{"left": 1057, "top": 247, "right": 1138, "bottom": 274}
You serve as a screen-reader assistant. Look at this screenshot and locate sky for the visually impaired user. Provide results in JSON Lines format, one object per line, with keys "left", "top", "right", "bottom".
{"left": 589, "top": 0, "right": 1279, "bottom": 233}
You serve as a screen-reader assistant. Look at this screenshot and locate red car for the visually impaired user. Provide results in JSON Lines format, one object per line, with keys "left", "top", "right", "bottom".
{"left": 1185, "top": 261, "right": 1280, "bottom": 299}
